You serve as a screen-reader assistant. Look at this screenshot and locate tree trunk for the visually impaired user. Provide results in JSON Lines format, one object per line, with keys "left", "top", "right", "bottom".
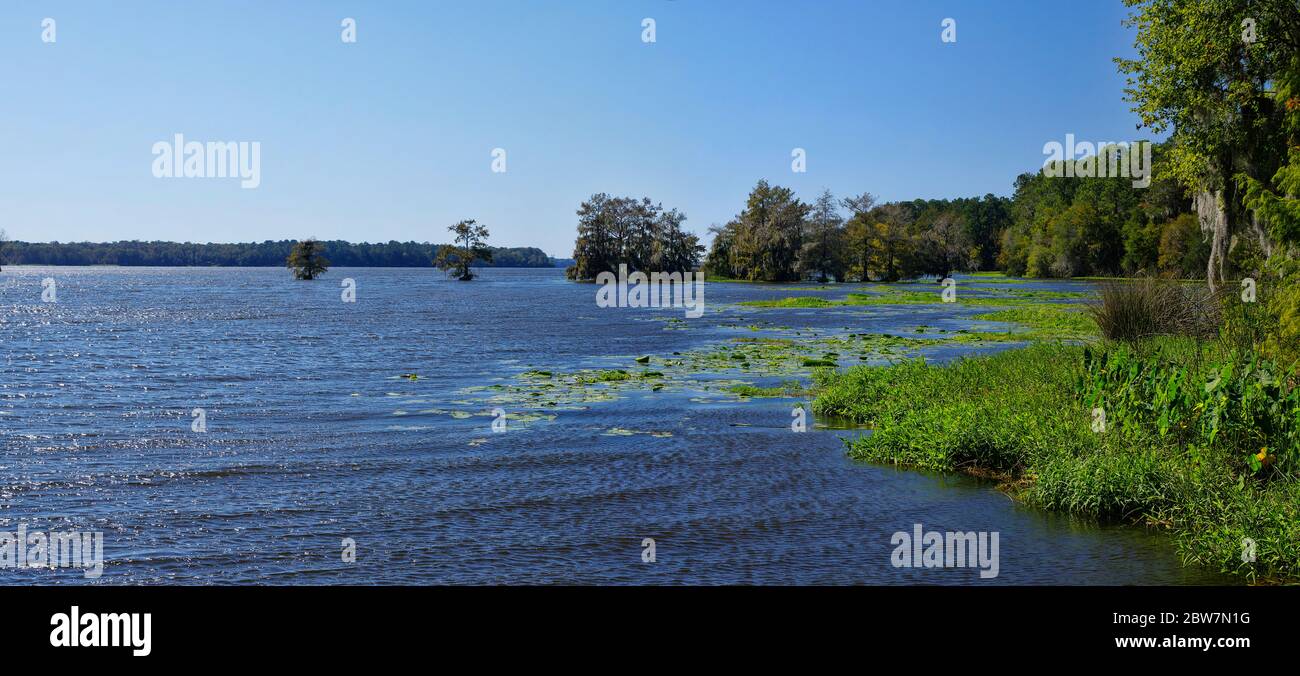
{"left": 1195, "top": 190, "right": 1229, "bottom": 292}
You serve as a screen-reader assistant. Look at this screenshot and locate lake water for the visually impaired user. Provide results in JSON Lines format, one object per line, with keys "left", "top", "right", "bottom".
{"left": 0, "top": 267, "right": 1232, "bottom": 584}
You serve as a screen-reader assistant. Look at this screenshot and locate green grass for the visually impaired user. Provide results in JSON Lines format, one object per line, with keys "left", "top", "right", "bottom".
{"left": 965, "top": 272, "right": 1029, "bottom": 284}
{"left": 739, "top": 289, "right": 1098, "bottom": 343}
{"left": 704, "top": 275, "right": 767, "bottom": 283}
{"left": 1073, "top": 275, "right": 1205, "bottom": 283}
{"left": 739, "top": 296, "right": 836, "bottom": 308}
{"left": 1003, "top": 289, "right": 1093, "bottom": 300}
{"left": 739, "top": 284, "right": 1095, "bottom": 310}
{"left": 727, "top": 380, "right": 806, "bottom": 398}
{"left": 969, "top": 305, "right": 1097, "bottom": 340}
{"left": 844, "top": 290, "right": 944, "bottom": 305}
{"left": 812, "top": 341, "right": 1300, "bottom": 582}
{"left": 844, "top": 289, "right": 1092, "bottom": 307}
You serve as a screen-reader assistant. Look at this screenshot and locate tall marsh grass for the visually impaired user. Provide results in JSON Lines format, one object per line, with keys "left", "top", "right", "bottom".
{"left": 1088, "top": 277, "right": 1221, "bottom": 342}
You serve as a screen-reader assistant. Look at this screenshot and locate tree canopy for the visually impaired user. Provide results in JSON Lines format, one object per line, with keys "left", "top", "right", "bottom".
{"left": 566, "top": 194, "right": 703, "bottom": 281}
{"left": 286, "top": 239, "right": 331, "bottom": 280}
{"left": 704, "top": 181, "right": 1013, "bottom": 283}
{"left": 434, "top": 220, "right": 493, "bottom": 281}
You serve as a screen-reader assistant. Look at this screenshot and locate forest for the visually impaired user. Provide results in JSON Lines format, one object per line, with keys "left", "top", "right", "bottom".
{"left": 697, "top": 139, "right": 1216, "bottom": 284}
{"left": 563, "top": 151, "right": 1217, "bottom": 286}
{"left": 0, "top": 239, "right": 555, "bottom": 268}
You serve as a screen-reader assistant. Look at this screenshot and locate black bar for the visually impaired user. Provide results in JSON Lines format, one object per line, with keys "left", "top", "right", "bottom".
{"left": 2, "top": 586, "right": 1290, "bottom": 662}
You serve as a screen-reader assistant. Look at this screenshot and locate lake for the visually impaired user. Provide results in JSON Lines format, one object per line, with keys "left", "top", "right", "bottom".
{"left": 0, "top": 267, "right": 1232, "bottom": 584}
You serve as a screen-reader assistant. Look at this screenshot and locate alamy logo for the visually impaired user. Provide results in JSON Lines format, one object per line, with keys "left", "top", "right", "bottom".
{"left": 891, "top": 523, "right": 999, "bottom": 579}
{"left": 596, "top": 264, "right": 705, "bottom": 319}
{"left": 152, "top": 133, "right": 261, "bottom": 189}
{"left": 1043, "top": 135, "right": 1152, "bottom": 188}
{"left": 50, "top": 607, "right": 151, "bottom": 657}
{"left": 791, "top": 147, "right": 807, "bottom": 173}
{"left": 641, "top": 18, "right": 656, "bottom": 44}
{"left": 190, "top": 407, "right": 207, "bottom": 433}
{"left": 491, "top": 407, "right": 508, "bottom": 433}
{"left": 1, "top": 525, "right": 104, "bottom": 579}
{"left": 1241, "top": 277, "right": 1257, "bottom": 303}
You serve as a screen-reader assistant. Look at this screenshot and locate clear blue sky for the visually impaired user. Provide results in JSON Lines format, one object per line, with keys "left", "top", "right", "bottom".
{"left": 0, "top": 1, "right": 1154, "bottom": 257}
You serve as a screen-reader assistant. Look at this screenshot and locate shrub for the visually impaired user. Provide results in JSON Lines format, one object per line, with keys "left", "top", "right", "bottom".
{"left": 1088, "top": 277, "right": 1220, "bottom": 342}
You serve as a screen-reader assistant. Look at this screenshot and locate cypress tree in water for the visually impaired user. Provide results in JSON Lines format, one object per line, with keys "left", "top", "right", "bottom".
{"left": 286, "top": 239, "right": 330, "bottom": 280}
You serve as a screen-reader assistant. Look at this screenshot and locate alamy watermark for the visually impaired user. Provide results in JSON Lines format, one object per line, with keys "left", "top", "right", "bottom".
{"left": 1043, "top": 135, "right": 1152, "bottom": 188}
{"left": 1241, "top": 278, "right": 1256, "bottom": 303}
{"left": 50, "top": 606, "right": 151, "bottom": 656}
{"left": 595, "top": 264, "right": 705, "bottom": 319}
{"left": 152, "top": 133, "right": 261, "bottom": 189}
{"left": 1241, "top": 537, "right": 1256, "bottom": 563}
{"left": 1, "top": 524, "right": 105, "bottom": 579}
{"left": 941, "top": 277, "right": 957, "bottom": 303}
{"left": 891, "top": 523, "right": 999, "bottom": 579}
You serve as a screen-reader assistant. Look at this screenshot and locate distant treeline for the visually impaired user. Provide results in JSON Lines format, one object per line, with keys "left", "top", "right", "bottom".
{"left": 0, "top": 240, "right": 555, "bottom": 268}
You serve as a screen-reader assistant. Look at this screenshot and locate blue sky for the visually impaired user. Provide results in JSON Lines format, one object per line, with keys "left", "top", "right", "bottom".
{"left": 0, "top": 1, "right": 1154, "bottom": 256}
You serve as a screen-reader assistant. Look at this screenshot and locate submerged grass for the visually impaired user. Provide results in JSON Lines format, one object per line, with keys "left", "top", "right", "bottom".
{"left": 812, "top": 340, "right": 1300, "bottom": 582}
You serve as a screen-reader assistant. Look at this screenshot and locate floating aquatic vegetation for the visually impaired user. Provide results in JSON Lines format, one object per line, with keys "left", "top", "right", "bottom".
{"left": 375, "top": 289, "right": 1094, "bottom": 438}
{"left": 602, "top": 427, "right": 672, "bottom": 437}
